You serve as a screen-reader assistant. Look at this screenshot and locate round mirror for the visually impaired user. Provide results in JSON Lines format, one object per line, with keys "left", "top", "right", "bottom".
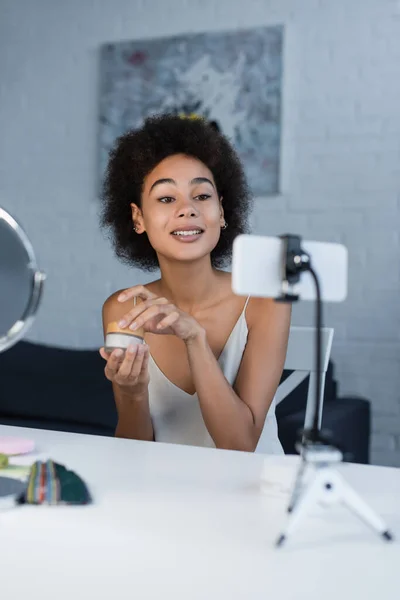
{"left": 0, "top": 207, "right": 46, "bottom": 353}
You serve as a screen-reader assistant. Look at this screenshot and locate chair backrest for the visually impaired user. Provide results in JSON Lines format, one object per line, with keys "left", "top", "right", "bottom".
{"left": 275, "top": 326, "right": 334, "bottom": 430}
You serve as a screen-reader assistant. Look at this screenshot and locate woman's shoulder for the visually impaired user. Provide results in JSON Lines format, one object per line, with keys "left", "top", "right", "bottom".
{"left": 244, "top": 294, "right": 292, "bottom": 342}
{"left": 102, "top": 281, "right": 160, "bottom": 325}
{"left": 103, "top": 280, "right": 160, "bottom": 306}
{"left": 246, "top": 294, "right": 286, "bottom": 321}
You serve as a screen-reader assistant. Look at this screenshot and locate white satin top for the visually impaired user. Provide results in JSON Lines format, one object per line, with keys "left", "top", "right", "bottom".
{"left": 147, "top": 298, "right": 284, "bottom": 454}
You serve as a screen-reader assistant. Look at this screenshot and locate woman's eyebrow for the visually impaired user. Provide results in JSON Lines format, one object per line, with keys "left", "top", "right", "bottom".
{"left": 149, "top": 178, "right": 176, "bottom": 192}
{"left": 149, "top": 176, "right": 215, "bottom": 192}
{"left": 190, "top": 177, "right": 215, "bottom": 189}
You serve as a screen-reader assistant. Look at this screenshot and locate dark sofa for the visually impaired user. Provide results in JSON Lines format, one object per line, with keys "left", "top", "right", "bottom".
{"left": 0, "top": 341, "right": 371, "bottom": 463}
{"left": 0, "top": 341, "right": 117, "bottom": 437}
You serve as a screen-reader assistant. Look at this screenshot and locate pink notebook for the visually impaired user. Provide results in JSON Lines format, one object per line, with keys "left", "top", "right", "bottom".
{"left": 0, "top": 437, "right": 35, "bottom": 456}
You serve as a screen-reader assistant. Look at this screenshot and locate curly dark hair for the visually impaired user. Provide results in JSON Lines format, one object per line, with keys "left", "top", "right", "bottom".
{"left": 100, "top": 114, "right": 252, "bottom": 271}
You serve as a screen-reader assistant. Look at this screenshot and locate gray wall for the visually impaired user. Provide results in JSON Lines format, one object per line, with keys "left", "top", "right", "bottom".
{"left": 0, "top": 0, "right": 399, "bottom": 466}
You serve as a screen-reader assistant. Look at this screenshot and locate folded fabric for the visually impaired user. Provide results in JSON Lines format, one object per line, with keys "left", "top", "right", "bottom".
{"left": 17, "top": 460, "right": 92, "bottom": 505}
{"left": 0, "top": 453, "right": 9, "bottom": 469}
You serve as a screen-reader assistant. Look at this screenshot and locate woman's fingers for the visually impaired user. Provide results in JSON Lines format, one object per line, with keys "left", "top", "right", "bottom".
{"left": 117, "top": 285, "right": 156, "bottom": 303}
{"left": 129, "top": 344, "right": 147, "bottom": 379}
{"left": 118, "top": 297, "right": 169, "bottom": 329}
{"left": 117, "top": 344, "right": 139, "bottom": 378}
{"left": 104, "top": 348, "right": 124, "bottom": 380}
{"left": 99, "top": 347, "right": 109, "bottom": 360}
{"left": 140, "top": 345, "right": 150, "bottom": 374}
{"left": 156, "top": 311, "right": 180, "bottom": 331}
{"left": 104, "top": 344, "right": 149, "bottom": 383}
{"left": 128, "top": 303, "right": 174, "bottom": 331}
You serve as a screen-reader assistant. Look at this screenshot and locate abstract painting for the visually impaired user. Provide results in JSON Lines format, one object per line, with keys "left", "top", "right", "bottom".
{"left": 99, "top": 25, "right": 284, "bottom": 196}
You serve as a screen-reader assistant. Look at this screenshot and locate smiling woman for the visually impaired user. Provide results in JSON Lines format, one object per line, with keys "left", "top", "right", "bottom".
{"left": 99, "top": 114, "right": 291, "bottom": 453}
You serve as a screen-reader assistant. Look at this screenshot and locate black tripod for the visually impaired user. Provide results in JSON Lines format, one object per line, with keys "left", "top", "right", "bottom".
{"left": 274, "top": 235, "right": 394, "bottom": 547}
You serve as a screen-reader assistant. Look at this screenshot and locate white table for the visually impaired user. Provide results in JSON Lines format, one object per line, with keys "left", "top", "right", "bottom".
{"left": 0, "top": 425, "right": 399, "bottom": 600}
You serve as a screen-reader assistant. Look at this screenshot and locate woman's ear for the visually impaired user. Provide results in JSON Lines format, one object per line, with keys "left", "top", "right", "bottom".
{"left": 219, "top": 197, "right": 225, "bottom": 227}
{"left": 130, "top": 203, "right": 145, "bottom": 234}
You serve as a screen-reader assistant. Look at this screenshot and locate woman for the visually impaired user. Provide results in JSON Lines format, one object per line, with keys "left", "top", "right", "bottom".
{"left": 100, "top": 114, "right": 291, "bottom": 453}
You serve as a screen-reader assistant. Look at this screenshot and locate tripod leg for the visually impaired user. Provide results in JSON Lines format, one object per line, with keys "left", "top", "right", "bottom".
{"left": 330, "top": 471, "right": 394, "bottom": 542}
{"left": 276, "top": 472, "right": 322, "bottom": 547}
{"left": 287, "top": 459, "right": 307, "bottom": 513}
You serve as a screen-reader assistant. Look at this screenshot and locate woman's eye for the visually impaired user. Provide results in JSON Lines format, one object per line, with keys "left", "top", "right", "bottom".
{"left": 158, "top": 194, "right": 210, "bottom": 203}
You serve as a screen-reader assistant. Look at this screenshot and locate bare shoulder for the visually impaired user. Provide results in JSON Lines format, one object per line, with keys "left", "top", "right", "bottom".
{"left": 245, "top": 295, "right": 292, "bottom": 331}
{"left": 103, "top": 280, "right": 160, "bottom": 308}
{"left": 101, "top": 281, "right": 160, "bottom": 332}
{"left": 103, "top": 288, "right": 125, "bottom": 310}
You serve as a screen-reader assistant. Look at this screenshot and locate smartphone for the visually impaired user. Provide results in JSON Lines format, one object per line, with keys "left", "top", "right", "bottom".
{"left": 232, "top": 234, "right": 348, "bottom": 302}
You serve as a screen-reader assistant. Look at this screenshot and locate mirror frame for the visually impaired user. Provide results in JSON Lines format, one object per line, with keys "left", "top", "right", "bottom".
{"left": 0, "top": 207, "right": 46, "bottom": 353}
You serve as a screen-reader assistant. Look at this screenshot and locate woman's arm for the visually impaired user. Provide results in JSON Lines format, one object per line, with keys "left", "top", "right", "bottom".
{"left": 185, "top": 297, "right": 291, "bottom": 452}
{"left": 102, "top": 292, "right": 154, "bottom": 442}
{"left": 113, "top": 384, "right": 153, "bottom": 441}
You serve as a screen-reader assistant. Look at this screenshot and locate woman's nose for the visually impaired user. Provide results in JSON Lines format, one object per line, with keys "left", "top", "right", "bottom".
{"left": 177, "top": 197, "right": 199, "bottom": 218}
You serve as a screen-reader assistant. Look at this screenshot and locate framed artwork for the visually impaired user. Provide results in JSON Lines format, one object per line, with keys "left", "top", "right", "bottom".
{"left": 99, "top": 25, "right": 284, "bottom": 196}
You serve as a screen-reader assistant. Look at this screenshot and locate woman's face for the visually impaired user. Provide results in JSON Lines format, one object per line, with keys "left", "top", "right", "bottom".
{"left": 131, "top": 154, "right": 225, "bottom": 265}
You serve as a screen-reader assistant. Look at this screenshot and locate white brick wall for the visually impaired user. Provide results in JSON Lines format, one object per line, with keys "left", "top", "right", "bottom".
{"left": 0, "top": 0, "right": 399, "bottom": 466}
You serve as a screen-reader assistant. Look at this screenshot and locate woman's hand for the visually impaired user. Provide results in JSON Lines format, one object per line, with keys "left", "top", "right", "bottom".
{"left": 99, "top": 343, "right": 150, "bottom": 395}
{"left": 116, "top": 285, "right": 204, "bottom": 342}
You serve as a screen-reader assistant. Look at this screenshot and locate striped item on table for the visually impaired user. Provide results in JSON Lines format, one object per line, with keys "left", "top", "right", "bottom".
{"left": 18, "top": 460, "right": 91, "bottom": 505}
